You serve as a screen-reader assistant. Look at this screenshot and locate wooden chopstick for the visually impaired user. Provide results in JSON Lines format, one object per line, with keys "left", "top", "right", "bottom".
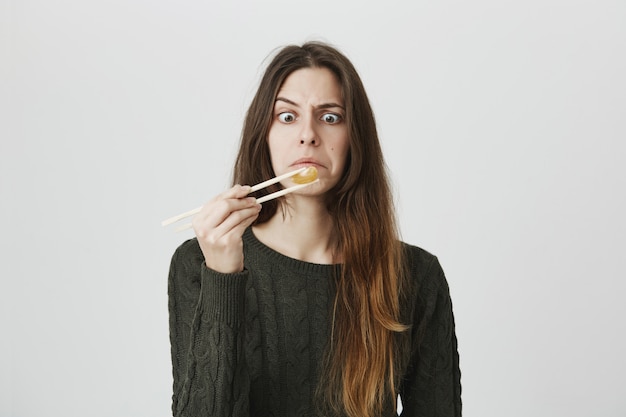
{"left": 165, "top": 179, "right": 320, "bottom": 232}
{"left": 161, "top": 167, "right": 312, "bottom": 228}
{"left": 161, "top": 206, "right": 203, "bottom": 227}
{"left": 256, "top": 179, "right": 319, "bottom": 203}
{"left": 168, "top": 179, "right": 320, "bottom": 233}
{"left": 249, "top": 167, "right": 308, "bottom": 192}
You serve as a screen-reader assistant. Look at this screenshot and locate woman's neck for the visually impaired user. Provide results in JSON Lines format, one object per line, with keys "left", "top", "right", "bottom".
{"left": 252, "top": 196, "right": 340, "bottom": 264}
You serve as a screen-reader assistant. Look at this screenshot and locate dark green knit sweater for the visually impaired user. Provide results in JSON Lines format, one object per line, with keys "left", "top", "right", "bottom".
{"left": 168, "top": 228, "right": 461, "bottom": 416}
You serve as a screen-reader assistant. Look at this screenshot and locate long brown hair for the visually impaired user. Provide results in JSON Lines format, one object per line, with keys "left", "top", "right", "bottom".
{"left": 233, "top": 42, "right": 408, "bottom": 417}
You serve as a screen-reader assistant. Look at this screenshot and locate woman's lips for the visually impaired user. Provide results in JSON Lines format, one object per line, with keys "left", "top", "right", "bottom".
{"left": 290, "top": 158, "right": 324, "bottom": 168}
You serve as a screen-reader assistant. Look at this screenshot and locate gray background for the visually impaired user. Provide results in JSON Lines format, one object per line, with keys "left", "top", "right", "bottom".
{"left": 2, "top": 0, "right": 625, "bottom": 416}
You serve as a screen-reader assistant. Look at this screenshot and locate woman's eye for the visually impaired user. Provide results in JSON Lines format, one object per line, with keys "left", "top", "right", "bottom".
{"left": 278, "top": 112, "right": 296, "bottom": 123}
{"left": 322, "top": 113, "right": 341, "bottom": 124}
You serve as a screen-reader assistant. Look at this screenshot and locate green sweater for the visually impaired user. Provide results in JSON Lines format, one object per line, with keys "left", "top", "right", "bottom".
{"left": 168, "top": 228, "right": 461, "bottom": 416}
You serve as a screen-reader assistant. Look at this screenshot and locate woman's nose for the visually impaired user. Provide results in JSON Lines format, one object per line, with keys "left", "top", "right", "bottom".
{"left": 299, "top": 116, "right": 319, "bottom": 146}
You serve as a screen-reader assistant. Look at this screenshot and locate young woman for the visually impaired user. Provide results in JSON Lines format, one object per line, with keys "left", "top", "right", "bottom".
{"left": 168, "top": 42, "right": 461, "bottom": 417}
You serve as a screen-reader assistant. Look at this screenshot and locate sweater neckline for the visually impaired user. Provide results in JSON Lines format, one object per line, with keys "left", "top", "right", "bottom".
{"left": 243, "top": 227, "right": 341, "bottom": 274}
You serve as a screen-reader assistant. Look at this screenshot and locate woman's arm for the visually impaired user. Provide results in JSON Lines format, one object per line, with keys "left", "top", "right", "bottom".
{"left": 168, "top": 239, "right": 250, "bottom": 417}
{"left": 168, "top": 184, "right": 260, "bottom": 416}
{"left": 399, "top": 256, "right": 462, "bottom": 417}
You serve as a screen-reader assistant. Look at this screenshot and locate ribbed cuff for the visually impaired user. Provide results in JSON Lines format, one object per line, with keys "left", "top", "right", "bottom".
{"left": 200, "top": 263, "right": 248, "bottom": 327}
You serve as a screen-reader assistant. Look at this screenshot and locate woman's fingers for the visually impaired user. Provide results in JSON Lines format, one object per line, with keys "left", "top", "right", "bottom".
{"left": 191, "top": 184, "right": 261, "bottom": 273}
{"left": 212, "top": 204, "right": 261, "bottom": 239}
{"left": 193, "top": 196, "right": 258, "bottom": 236}
{"left": 193, "top": 203, "right": 260, "bottom": 244}
{"left": 215, "top": 184, "right": 252, "bottom": 201}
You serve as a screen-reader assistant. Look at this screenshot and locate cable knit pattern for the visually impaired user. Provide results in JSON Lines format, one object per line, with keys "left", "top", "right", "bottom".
{"left": 168, "top": 228, "right": 461, "bottom": 417}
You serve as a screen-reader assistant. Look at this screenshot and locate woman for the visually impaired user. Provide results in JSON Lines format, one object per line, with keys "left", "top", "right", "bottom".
{"left": 168, "top": 41, "right": 461, "bottom": 417}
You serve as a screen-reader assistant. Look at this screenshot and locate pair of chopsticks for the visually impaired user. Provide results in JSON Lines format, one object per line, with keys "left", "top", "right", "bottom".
{"left": 162, "top": 167, "right": 319, "bottom": 232}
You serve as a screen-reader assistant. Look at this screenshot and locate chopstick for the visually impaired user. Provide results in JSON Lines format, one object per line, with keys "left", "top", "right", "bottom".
{"left": 172, "top": 179, "right": 320, "bottom": 232}
{"left": 249, "top": 167, "right": 308, "bottom": 193}
{"left": 256, "top": 179, "right": 319, "bottom": 203}
{"left": 161, "top": 167, "right": 317, "bottom": 229}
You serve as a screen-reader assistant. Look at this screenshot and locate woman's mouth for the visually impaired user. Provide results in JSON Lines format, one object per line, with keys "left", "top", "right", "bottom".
{"left": 290, "top": 158, "right": 324, "bottom": 168}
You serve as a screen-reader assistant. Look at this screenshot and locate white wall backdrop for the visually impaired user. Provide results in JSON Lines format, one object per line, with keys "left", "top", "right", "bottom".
{"left": 2, "top": 0, "right": 625, "bottom": 416}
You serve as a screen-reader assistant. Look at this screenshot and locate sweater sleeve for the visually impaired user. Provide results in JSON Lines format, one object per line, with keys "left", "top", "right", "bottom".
{"left": 399, "top": 256, "right": 462, "bottom": 417}
{"left": 168, "top": 239, "right": 250, "bottom": 417}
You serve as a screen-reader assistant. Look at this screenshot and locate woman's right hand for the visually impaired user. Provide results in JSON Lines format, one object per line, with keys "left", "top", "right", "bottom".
{"left": 192, "top": 184, "right": 262, "bottom": 274}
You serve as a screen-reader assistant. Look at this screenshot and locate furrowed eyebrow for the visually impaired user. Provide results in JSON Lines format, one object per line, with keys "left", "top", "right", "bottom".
{"left": 317, "top": 102, "right": 345, "bottom": 110}
{"left": 275, "top": 97, "right": 345, "bottom": 110}
{"left": 275, "top": 97, "right": 298, "bottom": 106}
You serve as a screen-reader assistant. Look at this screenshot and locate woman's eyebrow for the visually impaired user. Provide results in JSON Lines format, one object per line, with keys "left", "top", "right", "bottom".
{"left": 275, "top": 96, "right": 345, "bottom": 110}
{"left": 275, "top": 97, "right": 298, "bottom": 106}
{"left": 317, "top": 102, "right": 345, "bottom": 110}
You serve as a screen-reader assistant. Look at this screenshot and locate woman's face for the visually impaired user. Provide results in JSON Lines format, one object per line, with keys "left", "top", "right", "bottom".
{"left": 267, "top": 67, "right": 350, "bottom": 195}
